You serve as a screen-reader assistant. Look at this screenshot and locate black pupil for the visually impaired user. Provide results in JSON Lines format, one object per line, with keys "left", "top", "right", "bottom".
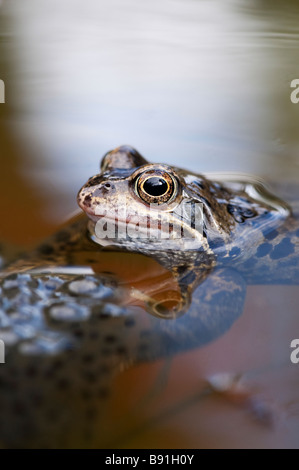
{"left": 143, "top": 177, "right": 168, "bottom": 197}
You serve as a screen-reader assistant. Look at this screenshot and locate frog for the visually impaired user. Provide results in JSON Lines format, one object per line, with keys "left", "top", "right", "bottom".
{"left": 0, "top": 145, "right": 298, "bottom": 448}
{"left": 77, "top": 145, "right": 298, "bottom": 286}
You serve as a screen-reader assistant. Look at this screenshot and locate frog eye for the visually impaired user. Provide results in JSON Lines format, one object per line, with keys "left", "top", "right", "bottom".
{"left": 135, "top": 170, "right": 176, "bottom": 204}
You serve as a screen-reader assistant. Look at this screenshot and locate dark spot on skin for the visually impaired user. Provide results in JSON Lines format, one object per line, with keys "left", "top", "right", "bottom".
{"left": 84, "top": 195, "right": 92, "bottom": 206}
{"left": 39, "top": 244, "right": 55, "bottom": 255}
{"left": 264, "top": 229, "right": 278, "bottom": 240}
{"left": 270, "top": 238, "right": 295, "bottom": 260}
{"left": 55, "top": 231, "right": 70, "bottom": 243}
{"left": 256, "top": 243, "right": 272, "bottom": 258}
{"left": 177, "top": 265, "right": 186, "bottom": 275}
{"left": 229, "top": 247, "right": 241, "bottom": 257}
{"left": 85, "top": 175, "right": 102, "bottom": 187}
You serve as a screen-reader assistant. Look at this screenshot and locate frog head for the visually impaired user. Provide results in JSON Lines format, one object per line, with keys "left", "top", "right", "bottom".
{"left": 77, "top": 145, "right": 232, "bottom": 253}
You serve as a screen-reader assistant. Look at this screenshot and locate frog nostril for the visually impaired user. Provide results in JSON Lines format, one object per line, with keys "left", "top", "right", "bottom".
{"left": 103, "top": 182, "right": 113, "bottom": 191}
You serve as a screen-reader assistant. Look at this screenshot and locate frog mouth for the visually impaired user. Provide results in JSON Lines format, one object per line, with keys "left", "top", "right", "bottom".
{"left": 91, "top": 213, "right": 181, "bottom": 240}
{"left": 86, "top": 215, "right": 207, "bottom": 252}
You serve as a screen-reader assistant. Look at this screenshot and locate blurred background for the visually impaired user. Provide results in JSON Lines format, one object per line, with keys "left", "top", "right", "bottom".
{"left": 0, "top": 0, "right": 299, "bottom": 245}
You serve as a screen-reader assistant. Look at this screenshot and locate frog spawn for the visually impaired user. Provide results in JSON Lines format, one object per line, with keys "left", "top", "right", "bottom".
{"left": 0, "top": 273, "right": 128, "bottom": 356}
{"left": 0, "top": 272, "right": 150, "bottom": 447}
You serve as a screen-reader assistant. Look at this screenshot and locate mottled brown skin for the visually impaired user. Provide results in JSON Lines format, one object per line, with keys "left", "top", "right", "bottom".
{"left": 0, "top": 145, "right": 298, "bottom": 448}
{"left": 76, "top": 145, "right": 298, "bottom": 287}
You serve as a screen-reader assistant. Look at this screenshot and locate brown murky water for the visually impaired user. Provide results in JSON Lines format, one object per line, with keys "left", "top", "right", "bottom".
{"left": 0, "top": 0, "right": 299, "bottom": 449}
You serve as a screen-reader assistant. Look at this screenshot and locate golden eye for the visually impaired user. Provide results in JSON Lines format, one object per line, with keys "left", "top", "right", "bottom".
{"left": 135, "top": 170, "right": 176, "bottom": 204}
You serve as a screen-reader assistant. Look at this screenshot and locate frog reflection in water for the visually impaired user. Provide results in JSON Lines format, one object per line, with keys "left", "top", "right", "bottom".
{"left": 0, "top": 145, "right": 298, "bottom": 448}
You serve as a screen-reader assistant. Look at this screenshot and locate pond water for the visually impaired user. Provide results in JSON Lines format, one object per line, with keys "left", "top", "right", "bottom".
{"left": 0, "top": 0, "right": 299, "bottom": 449}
